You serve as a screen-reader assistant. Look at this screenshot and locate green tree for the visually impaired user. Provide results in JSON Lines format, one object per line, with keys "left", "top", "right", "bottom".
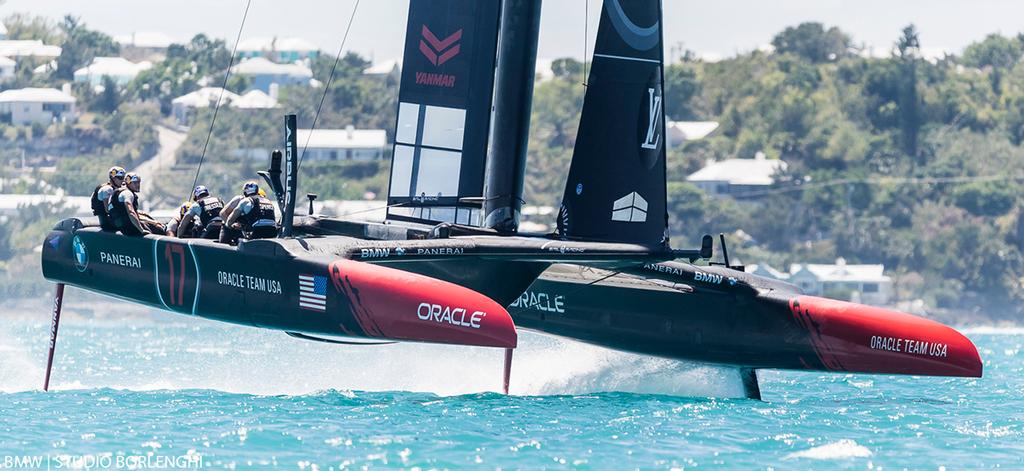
{"left": 895, "top": 24, "right": 921, "bottom": 158}
{"left": 55, "top": 15, "right": 120, "bottom": 80}
{"left": 771, "top": 22, "right": 852, "bottom": 63}
{"left": 550, "top": 58, "right": 583, "bottom": 80}
{"left": 664, "top": 64, "right": 699, "bottom": 120}
{"left": 2, "top": 13, "right": 60, "bottom": 43}
{"left": 97, "top": 75, "right": 121, "bottom": 113}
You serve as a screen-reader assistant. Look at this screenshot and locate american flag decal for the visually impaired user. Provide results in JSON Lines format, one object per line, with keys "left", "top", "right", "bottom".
{"left": 298, "top": 274, "right": 328, "bottom": 312}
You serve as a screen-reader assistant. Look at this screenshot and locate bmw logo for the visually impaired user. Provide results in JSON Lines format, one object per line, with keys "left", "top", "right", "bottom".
{"left": 72, "top": 235, "right": 88, "bottom": 272}
{"left": 728, "top": 277, "right": 737, "bottom": 286}
{"left": 575, "top": 183, "right": 583, "bottom": 195}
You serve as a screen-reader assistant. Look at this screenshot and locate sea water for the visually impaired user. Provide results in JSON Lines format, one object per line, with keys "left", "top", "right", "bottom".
{"left": 0, "top": 304, "right": 1021, "bottom": 469}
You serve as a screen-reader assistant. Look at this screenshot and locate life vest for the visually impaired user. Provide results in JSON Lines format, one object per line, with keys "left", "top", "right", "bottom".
{"left": 238, "top": 195, "right": 277, "bottom": 232}
{"left": 108, "top": 188, "right": 138, "bottom": 229}
{"left": 91, "top": 183, "right": 116, "bottom": 230}
{"left": 196, "top": 196, "right": 225, "bottom": 228}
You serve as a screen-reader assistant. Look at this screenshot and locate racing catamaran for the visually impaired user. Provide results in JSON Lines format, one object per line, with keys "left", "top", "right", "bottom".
{"left": 40, "top": 0, "right": 981, "bottom": 399}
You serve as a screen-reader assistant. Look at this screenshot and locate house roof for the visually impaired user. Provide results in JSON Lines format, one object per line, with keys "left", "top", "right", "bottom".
{"left": 747, "top": 263, "right": 788, "bottom": 280}
{"left": 73, "top": 57, "right": 152, "bottom": 79}
{"left": 238, "top": 37, "right": 319, "bottom": 53}
{"left": 0, "top": 87, "right": 75, "bottom": 103}
{"left": 363, "top": 59, "right": 401, "bottom": 75}
{"left": 0, "top": 56, "right": 15, "bottom": 66}
{"left": 233, "top": 89, "right": 278, "bottom": 109}
{"left": 666, "top": 121, "right": 719, "bottom": 140}
{"left": 171, "top": 87, "right": 240, "bottom": 108}
{"left": 687, "top": 154, "right": 788, "bottom": 186}
{"left": 231, "top": 57, "right": 312, "bottom": 77}
{"left": 0, "top": 40, "right": 61, "bottom": 58}
{"left": 297, "top": 127, "right": 388, "bottom": 149}
{"left": 114, "top": 32, "right": 176, "bottom": 49}
{"left": 789, "top": 258, "right": 890, "bottom": 283}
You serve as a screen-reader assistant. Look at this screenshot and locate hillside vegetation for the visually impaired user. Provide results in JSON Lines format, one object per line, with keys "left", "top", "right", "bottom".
{"left": 2, "top": 20, "right": 1023, "bottom": 321}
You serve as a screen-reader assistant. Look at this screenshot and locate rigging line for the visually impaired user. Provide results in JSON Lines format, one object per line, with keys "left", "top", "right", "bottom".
{"left": 582, "top": 0, "right": 589, "bottom": 87}
{"left": 298, "top": 0, "right": 361, "bottom": 170}
{"left": 735, "top": 173, "right": 1024, "bottom": 198}
{"left": 188, "top": 0, "right": 252, "bottom": 201}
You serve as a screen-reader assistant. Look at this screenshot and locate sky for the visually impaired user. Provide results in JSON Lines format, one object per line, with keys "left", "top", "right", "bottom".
{"left": 4, "top": 0, "right": 1024, "bottom": 62}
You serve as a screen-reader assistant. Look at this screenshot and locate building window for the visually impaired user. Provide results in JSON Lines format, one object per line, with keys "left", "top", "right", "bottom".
{"left": 863, "top": 283, "right": 879, "bottom": 293}
{"left": 42, "top": 103, "right": 69, "bottom": 112}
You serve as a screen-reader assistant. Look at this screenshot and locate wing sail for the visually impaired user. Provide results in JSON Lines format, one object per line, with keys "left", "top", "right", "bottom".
{"left": 386, "top": 0, "right": 502, "bottom": 226}
{"left": 557, "top": 0, "right": 668, "bottom": 246}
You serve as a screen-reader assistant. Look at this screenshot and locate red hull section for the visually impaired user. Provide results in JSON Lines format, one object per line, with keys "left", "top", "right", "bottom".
{"left": 329, "top": 259, "right": 517, "bottom": 349}
{"left": 790, "top": 296, "right": 982, "bottom": 377}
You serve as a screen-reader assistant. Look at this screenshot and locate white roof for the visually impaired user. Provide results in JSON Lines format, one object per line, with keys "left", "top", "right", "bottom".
{"left": 363, "top": 59, "right": 401, "bottom": 75}
{"left": 297, "top": 127, "right": 387, "bottom": 149}
{"left": 231, "top": 57, "right": 312, "bottom": 77}
{"left": 238, "top": 37, "right": 319, "bottom": 53}
{"left": 666, "top": 121, "right": 719, "bottom": 140}
{"left": 747, "top": 263, "right": 788, "bottom": 280}
{"left": 0, "top": 87, "right": 75, "bottom": 103}
{"left": 687, "top": 155, "right": 787, "bottom": 186}
{"left": 0, "top": 56, "right": 15, "bottom": 66}
{"left": 790, "top": 258, "right": 891, "bottom": 283}
{"left": 74, "top": 57, "right": 152, "bottom": 79}
{"left": 114, "top": 32, "right": 176, "bottom": 49}
{"left": 171, "top": 87, "right": 240, "bottom": 108}
{"left": 233, "top": 89, "right": 278, "bottom": 109}
{"left": 0, "top": 40, "right": 61, "bottom": 58}
{"left": 33, "top": 60, "right": 57, "bottom": 74}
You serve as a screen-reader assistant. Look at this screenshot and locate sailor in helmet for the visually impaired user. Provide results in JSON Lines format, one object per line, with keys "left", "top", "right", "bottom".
{"left": 223, "top": 181, "right": 278, "bottom": 243}
{"left": 109, "top": 173, "right": 168, "bottom": 236}
{"left": 176, "top": 185, "right": 225, "bottom": 239}
{"left": 91, "top": 166, "right": 125, "bottom": 232}
{"left": 109, "top": 172, "right": 149, "bottom": 236}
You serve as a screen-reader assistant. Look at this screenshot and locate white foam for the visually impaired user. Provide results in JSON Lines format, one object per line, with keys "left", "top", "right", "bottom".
{"left": 0, "top": 326, "right": 45, "bottom": 393}
{"left": 1, "top": 315, "right": 743, "bottom": 397}
{"left": 784, "top": 439, "right": 872, "bottom": 460}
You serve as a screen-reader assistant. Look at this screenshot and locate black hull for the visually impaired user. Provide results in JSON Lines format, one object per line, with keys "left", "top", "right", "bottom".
{"left": 41, "top": 220, "right": 981, "bottom": 378}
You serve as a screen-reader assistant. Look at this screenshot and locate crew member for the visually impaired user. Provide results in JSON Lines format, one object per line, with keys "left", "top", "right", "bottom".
{"left": 223, "top": 181, "right": 278, "bottom": 243}
{"left": 167, "top": 202, "right": 193, "bottom": 238}
{"left": 91, "top": 166, "right": 125, "bottom": 231}
{"left": 110, "top": 173, "right": 168, "bottom": 236}
{"left": 109, "top": 173, "right": 148, "bottom": 236}
{"left": 177, "top": 185, "right": 224, "bottom": 239}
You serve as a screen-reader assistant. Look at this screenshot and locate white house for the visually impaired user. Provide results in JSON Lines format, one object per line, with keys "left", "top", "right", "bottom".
{"left": 237, "top": 37, "right": 319, "bottom": 63}
{"left": 0, "top": 56, "right": 15, "bottom": 81}
{"left": 687, "top": 152, "right": 787, "bottom": 198}
{"left": 0, "top": 87, "right": 76, "bottom": 125}
{"left": 230, "top": 57, "right": 313, "bottom": 93}
{"left": 665, "top": 121, "right": 719, "bottom": 147}
{"left": 73, "top": 57, "right": 153, "bottom": 86}
{"left": 171, "top": 87, "right": 240, "bottom": 125}
{"left": 0, "top": 40, "right": 61, "bottom": 60}
{"left": 748, "top": 259, "right": 893, "bottom": 305}
{"left": 232, "top": 89, "right": 278, "bottom": 110}
{"left": 363, "top": 59, "right": 401, "bottom": 77}
{"left": 296, "top": 127, "right": 388, "bottom": 161}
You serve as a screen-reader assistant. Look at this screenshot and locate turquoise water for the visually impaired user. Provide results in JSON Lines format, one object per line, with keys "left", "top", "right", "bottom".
{"left": 1, "top": 303, "right": 1022, "bottom": 469}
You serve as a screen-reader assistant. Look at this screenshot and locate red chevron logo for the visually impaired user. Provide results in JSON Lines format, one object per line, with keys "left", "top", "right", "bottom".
{"left": 419, "top": 25, "right": 462, "bottom": 66}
